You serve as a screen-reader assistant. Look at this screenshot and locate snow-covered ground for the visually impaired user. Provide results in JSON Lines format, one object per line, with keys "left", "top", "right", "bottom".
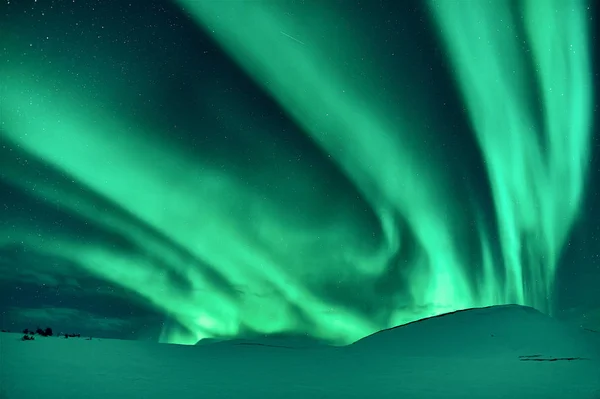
{"left": 1, "top": 305, "right": 598, "bottom": 398}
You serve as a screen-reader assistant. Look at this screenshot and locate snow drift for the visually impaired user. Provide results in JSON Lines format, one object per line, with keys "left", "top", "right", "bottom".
{"left": 0, "top": 305, "right": 598, "bottom": 398}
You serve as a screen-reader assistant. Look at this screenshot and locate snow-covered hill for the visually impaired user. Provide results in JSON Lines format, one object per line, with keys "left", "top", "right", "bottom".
{"left": 1, "top": 305, "right": 598, "bottom": 398}
{"left": 351, "top": 304, "right": 600, "bottom": 357}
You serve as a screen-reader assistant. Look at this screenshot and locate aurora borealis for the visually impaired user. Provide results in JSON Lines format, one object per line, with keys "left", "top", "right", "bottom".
{"left": 0, "top": 0, "right": 598, "bottom": 345}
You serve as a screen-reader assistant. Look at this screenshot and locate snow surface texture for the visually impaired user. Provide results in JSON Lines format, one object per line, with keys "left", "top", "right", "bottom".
{"left": 0, "top": 305, "right": 598, "bottom": 398}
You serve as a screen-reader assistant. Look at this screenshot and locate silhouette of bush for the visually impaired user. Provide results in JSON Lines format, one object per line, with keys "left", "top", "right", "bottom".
{"left": 28, "top": 327, "right": 54, "bottom": 337}
{"left": 63, "top": 333, "right": 81, "bottom": 338}
{"left": 19, "top": 327, "right": 82, "bottom": 339}
{"left": 21, "top": 334, "right": 35, "bottom": 341}
{"left": 20, "top": 327, "right": 56, "bottom": 337}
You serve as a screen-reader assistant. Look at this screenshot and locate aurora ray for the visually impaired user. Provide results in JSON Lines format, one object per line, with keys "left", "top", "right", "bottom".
{"left": 427, "top": 0, "right": 593, "bottom": 310}
{"left": 0, "top": 0, "right": 594, "bottom": 344}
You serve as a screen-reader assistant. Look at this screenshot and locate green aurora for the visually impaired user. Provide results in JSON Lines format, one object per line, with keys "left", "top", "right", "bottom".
{"left": 0, "top": 0, "right": 593, "bottom": 344}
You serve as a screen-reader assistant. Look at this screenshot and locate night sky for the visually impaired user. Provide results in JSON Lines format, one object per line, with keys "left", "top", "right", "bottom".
{"left": 0, "top": 0, "right": 598, "bottom": 345}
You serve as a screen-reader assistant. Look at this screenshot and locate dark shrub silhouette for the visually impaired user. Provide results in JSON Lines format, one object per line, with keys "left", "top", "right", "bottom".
{"left": 29, "top": 327, "right": 53, "bottom": 337}
{"left": 64, "top": 333, "right": 81, "bottom": 338}
{"left": 23, "top": 328, "right": 29, "bottom": 334}
{"left": 21, "top": 334, "right": 35, "bottom": 341}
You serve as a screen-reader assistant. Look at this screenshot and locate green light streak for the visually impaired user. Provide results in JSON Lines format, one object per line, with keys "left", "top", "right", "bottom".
{"left": 0, "top": 65, "right": 377, "bottom": 345}
{"left": 174, "top": 0, "right": 482, "bottom": 327}
{"left": 427, "top": 0, "right": 592, "bottom": 310}
{"left": 0, "top": 0, "right": 592, "bottom": 345}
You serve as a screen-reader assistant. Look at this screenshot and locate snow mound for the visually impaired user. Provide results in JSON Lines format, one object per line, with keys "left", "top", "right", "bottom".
{"left": 196, "top": 335, "right": 330, "bottom": 349}
{"left": 1, "top": 304, "right": 598, "bottom": 399}
{"left": 351, "top": 304, "right": 600, "bottom": 358}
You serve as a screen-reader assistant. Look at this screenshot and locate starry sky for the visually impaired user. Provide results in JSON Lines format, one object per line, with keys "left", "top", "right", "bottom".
{"left": 0, "top": 0, "right": 598, "bottom": 345}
